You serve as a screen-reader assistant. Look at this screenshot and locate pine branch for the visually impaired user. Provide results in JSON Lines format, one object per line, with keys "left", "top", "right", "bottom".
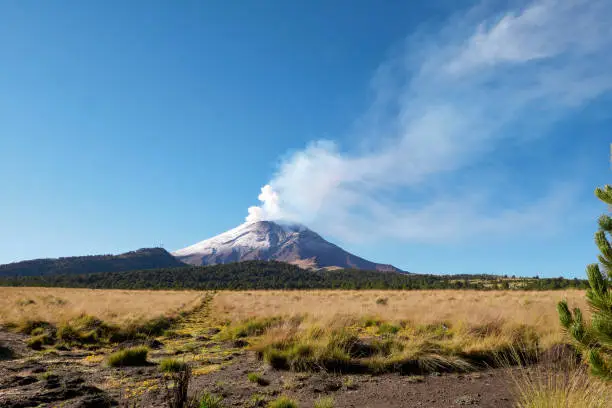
{"left": 595, "top": 185, "right": 612, "bottom": 206}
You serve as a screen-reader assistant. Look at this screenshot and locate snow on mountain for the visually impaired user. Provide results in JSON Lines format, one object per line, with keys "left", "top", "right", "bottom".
{"left": 172, "top": 221, "right": 402, "bottom": 272}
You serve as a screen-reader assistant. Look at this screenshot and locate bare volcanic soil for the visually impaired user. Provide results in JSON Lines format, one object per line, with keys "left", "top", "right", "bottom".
{"left": 0, "top": 327, "right": 518, "bottom": 408}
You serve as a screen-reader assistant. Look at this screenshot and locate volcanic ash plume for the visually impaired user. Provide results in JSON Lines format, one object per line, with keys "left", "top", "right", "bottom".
{"left": 246, "top": 185, "right": 281, "bottom": 222}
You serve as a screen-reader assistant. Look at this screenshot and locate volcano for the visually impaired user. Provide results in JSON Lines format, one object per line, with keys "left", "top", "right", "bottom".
{"left": 172, "top": 221, "right": 402, "bottom": 272}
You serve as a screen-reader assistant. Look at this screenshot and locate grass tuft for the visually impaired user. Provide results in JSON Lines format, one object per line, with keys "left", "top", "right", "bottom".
{"left": 511, "top": 353, "right": 611, "bottom": 408}
{"left": 107, "top": 346, "right": 148, "bottom": 367}
{"left": 247, "top": 372, "right": 270, "bottom": 386}
{"left": 375, "top": 297, "right": 388, "bottom": 305}
{"left": 199, "top": 392, "right": 224, "bottom": 408}
{"left": 249, "top": 393, "right": 267, "bottom": 407}
{"left": 267, "top": 396, "right": 298, "bottom": 408}
{"left": 15, "top": 320, "right": 52, "bottom": 335}
{"left": 159, "top": 358, "right": 188, "bottom": 373}
{"left": 26, "top": 334, "right": 55, "bottom": 350}
{"left": 314, "top": 396, "right": 334, "bottom": 408}
{"left": 223, "top": 317, "right": 282, "bottom": 340}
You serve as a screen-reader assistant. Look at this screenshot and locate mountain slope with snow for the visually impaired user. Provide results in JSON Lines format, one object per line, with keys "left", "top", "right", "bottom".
{"left": 173, "top": 221, "right": 402, "bottom": 272}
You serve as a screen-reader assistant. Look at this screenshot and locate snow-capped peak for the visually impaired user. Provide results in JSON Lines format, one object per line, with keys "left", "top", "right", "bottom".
{"left": 172, "top": 220, "right": 402, "bottom": 272}
{"left": 172, "top": 221, "right": 306, "bottom": 257}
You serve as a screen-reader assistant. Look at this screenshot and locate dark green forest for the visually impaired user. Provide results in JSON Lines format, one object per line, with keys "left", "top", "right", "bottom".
{"left": 0, "top": 248, "right": 185, "bottom": 277}
{"left": 0, "top": 260, "right": 587, "bottom": 290}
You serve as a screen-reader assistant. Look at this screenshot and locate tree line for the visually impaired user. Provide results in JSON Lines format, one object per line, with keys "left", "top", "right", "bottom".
{"left": 0, "top": 260, "right": 587, "bottom": 290}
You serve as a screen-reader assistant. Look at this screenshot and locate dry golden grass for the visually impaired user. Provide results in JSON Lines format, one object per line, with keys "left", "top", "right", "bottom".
{"left": 511, "top": 355, "right": 612, "bottom": 408}
{"left": 210, "top": 290, "right": 590, "bottom": 375}
{"left": 212, "top": 290, "right": 587, "bottom": 348}
{"left": 0, "top": 287, "right": 202, "bottom": 327}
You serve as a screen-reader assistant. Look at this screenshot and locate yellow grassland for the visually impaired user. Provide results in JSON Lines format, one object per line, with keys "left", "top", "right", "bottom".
{"left": 0, "top": 287, "right": 202, "bottom": 326}
{"left": 212, "top": 290, "right": 587, "bottom": 348}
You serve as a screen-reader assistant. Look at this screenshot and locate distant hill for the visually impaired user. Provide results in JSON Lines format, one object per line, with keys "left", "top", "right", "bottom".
{"left": 0, "top": 248, "right": 185, "bottom": 277}
{"left": 174, "top": 220, "right": 402, "bottom": 272}
{"left": 0, "top": 260, "right": 587, "bottom": 291}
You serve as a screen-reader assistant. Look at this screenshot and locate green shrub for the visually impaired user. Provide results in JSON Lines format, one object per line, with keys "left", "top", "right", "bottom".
{"left": 57, "top": 315, "right": 118, "bottom": 345}
{"left": 57, "top": 323, "right": 80, "bottom": 342}
{"left": 27, "top": 334, "right": 54, "bottom": 350}
{"left": 159, "top": 358, "right": 188, "bottom": 373}
{"left": 267, "top": 396, "right": 297, "bottom": 408}
{"left": 314, "top": 396, "right": 334, "bottom": 408}
{"left": 199, "top": 392, "right": 224, "bottom": 408}
{"left": 249, "top": 393, "right": 267, "bottom": 407}
{"left": 247, "top": 372, "right": 269, "bottom": 386}
{"left": 17, "top": 320, "right": 51, "bottom": 335}
{"left": 107, "top": 346, "right": 148, "bottom": 367}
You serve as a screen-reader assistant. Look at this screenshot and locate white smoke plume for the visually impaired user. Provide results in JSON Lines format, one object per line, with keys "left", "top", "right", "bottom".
{"left": 246, "top": 0, "right": 612, "bottom": 241}
{"left": 246, "top": 184, "right": 281, "bottom": 222}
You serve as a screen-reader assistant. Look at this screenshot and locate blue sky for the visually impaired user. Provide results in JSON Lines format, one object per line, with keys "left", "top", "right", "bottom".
{"left": 1, "top": 0, "right": 611, "bottom": 277}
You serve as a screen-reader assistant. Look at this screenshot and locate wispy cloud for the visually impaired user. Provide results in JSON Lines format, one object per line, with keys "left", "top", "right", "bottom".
{"left": 247, "top": 0, "right": 612, "bottom": 242}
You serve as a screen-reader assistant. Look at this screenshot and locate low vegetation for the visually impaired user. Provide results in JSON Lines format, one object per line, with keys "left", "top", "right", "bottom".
{"left": 206, "top": 290, "right": 586, "bottom": 375}
{"left": 26, "top": 333, "right": 54, "bottom": 350}
{"left": 107, "top": 346, "right": 149, "bottom": 367}
{"left": 213, "top": 290, "right": 586, "bottom": 349}
{"left": 199, "top": 392, "right": 224, "bottom": 408}
{"left": 314, "top": 396, "right": 335, "bottom": 408}
{"left": 267, "top": 396, "right": 298, "bottom": 408}
{"left": 160, "top": 358, "right": 188, "bottom": 373}
{"left": 557, "top": 183, "right": 612, "bottom": 380}
{"left": 247, "top": 372, "right": 269, "bottom": 386}
{"left": 0, "top": 287, "right": 202, "bottom": 326}
{"left": 510, "top": 348, "right": 612, "bottom": 408}
{"left": 252, "top": 316, "right": 538, "bottom": 374}
{"left": 0, "top": 286, "right": 607, "bottom": 406}
{"left": 12, "top": 312, "right": 178, "bottom": 351}
{"left": 0, "top": 289, "right": 207, "bottom": 354}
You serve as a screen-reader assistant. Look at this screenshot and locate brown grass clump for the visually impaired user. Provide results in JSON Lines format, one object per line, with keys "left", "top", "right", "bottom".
{"left": 510, "top": 348, "right": 612, "bottom": 408}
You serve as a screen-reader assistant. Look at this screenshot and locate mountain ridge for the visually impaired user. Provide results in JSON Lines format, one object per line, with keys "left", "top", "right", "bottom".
{"left": 173, "top": 220, "right": 402, "bottom": 272}
{"left": 0, "top": 247, "right": 185, "bottom": 277}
